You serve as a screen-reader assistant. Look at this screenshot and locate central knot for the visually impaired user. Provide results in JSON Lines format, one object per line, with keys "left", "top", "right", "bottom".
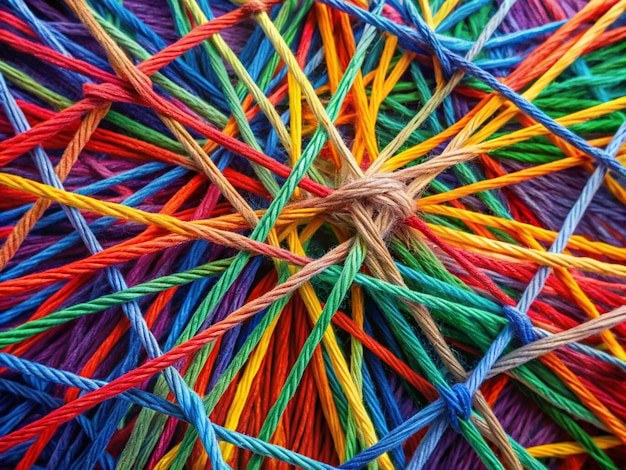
{"left": 316, "top": 174, "right": 415, "bottom": 223}
{"left": 292, "top": 174, "right": 415, "bottom": 240}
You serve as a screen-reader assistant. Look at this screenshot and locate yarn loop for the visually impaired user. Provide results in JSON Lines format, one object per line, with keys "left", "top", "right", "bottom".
{"left": 296, "top": 174, "right": 416, "bottom": 237}
{"left": 502, "top": 305, "right": 537, "bottom": 345}
{"left": 437, "top": 383, "right": 473, "bottom": 434}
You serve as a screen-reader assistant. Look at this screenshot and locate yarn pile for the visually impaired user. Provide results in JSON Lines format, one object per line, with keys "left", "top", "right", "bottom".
{"left": 1, "top": 0, "right": 626, "bottom": 468}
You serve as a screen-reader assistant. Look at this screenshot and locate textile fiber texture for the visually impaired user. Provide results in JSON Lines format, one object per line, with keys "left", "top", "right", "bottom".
{"left": 1, "top": 0, "right": 626, "bottom": 469}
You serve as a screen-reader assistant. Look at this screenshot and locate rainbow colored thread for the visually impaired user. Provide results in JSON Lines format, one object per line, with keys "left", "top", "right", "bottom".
{"left": 1, "top": 0, "right": 626, "bottom": 468}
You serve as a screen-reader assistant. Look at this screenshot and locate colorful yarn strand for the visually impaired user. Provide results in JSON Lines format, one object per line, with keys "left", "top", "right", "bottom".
{"left": 1, "top": 0, "right": 626, "bottom": 469}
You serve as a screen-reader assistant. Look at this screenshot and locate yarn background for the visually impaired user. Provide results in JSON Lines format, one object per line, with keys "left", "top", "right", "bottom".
{"left": 0, "top": 0, "right": 626, "bottom": 468}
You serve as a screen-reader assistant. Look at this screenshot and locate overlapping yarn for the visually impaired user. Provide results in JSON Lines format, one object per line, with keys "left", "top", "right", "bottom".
{"left": 1, "top": 0, "right": 626, "bottom": 469}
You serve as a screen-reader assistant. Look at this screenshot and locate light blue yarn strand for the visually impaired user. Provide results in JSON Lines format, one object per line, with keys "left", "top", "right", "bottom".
{"left": 407, "top": 417, "right": 448, "bottom": 470}
{"left": 317, "top": 0, "right": 626, "bottom": 177}
{"left": 467, "top": 120, "right": 626, "bottom": 401}
{"left": 0, "top": 74, "right": 228, "bottom": 469}
{"left": 0, "top": 363, "right": 335, "bottom": 470}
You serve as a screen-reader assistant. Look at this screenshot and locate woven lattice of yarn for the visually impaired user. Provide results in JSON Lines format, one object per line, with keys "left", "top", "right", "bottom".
{"left": 1, "top": 0, "right": 626, "bottom": 468}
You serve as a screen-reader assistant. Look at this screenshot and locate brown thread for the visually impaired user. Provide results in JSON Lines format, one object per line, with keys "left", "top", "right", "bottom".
{"left": 489, "top": 305, "right": 626, "bottom": 378}
{"left": 302, "top": 169, "right": 523, "bottom": 469}
{"left": 0, "top": 104, "right": 110, "bottom": 270}
{"left": 65, "top": 0, "right": 264, "bottom": 231}
{"left": 294, "top": 174, "right": 415, "bottom": 232}
{"left": 292, "top": 160, "right": 521, "bottom": 468}
{"left": 62, "top": 1, "right": 521, "bottom": 465}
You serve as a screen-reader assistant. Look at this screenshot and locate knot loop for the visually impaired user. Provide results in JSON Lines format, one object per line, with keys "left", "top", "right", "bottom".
{"left": 322, "top": 174, "right": 415, "bottom": 222}
{"left": 240, "top": 0, "right": 269, "bottom": 14}
{"left": 437, "top": 383, "right": 473, "bottom": 433}
{"left": 83, "top": 82, "right": 136, "bottom": 105}
{"left": 502, "top": 305, "right": 536, "bottom": 345}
